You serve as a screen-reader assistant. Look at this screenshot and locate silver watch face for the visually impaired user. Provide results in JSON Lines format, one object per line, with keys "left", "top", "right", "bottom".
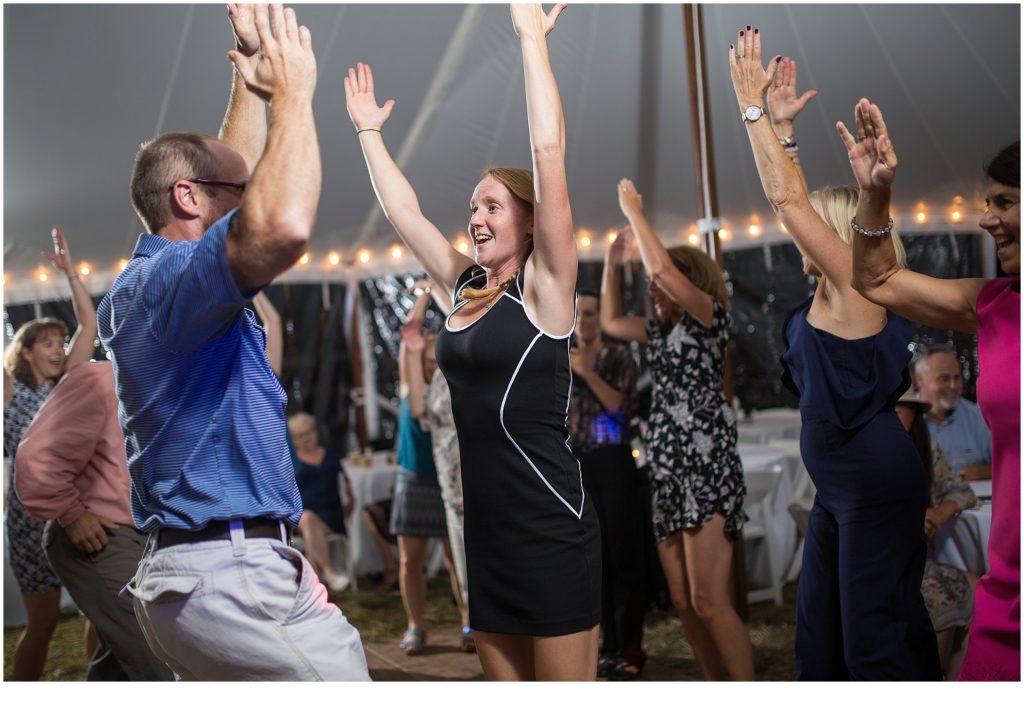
{"left": 744, "top": 105, "right": 763, "bottom": 122}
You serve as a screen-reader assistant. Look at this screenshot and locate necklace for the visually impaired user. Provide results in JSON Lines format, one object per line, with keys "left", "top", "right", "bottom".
{"left": 459, "top": 268, "right": 520, "bottom": 309}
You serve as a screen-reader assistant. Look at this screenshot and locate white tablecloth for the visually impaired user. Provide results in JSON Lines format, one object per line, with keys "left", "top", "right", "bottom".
{"left": 933, "top": 481, "right": 992, "bottom": 576}
{"left": 343, "top": 452, "right": 442, "bottom": 577}
{"left": 737, "top": 412, "right": 802, "bottom": 445}
{"left": 738, "top": 445, "right": 796, "bottom": 589}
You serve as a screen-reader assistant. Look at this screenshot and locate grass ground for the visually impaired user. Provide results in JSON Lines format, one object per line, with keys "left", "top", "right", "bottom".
{"left": 4, "top": 576, "right": 798, "bottom": 681}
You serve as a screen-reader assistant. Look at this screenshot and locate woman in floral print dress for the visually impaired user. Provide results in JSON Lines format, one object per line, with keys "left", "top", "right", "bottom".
{"left": 600, "top": 179, "right": 752, "bottom": 680}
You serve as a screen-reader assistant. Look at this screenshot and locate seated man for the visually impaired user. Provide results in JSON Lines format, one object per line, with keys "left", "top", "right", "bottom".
{"left": 16, "top": 360, "right": 174, "bottom": 681}
{"left": 96, "top": 4, "right": 367, "bottom": 680}
{"left": 913, "top": 346, "right": 993, "bottom": 481}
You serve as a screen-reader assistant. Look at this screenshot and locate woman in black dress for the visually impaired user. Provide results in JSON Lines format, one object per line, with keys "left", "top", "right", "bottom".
{"left": 345, "top": 4, "right": 599, "bottom": 680}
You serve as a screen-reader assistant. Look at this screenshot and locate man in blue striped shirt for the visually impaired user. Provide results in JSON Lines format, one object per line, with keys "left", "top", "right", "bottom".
{"left": 98, "top": 5, "right": 368, "bottom": 680}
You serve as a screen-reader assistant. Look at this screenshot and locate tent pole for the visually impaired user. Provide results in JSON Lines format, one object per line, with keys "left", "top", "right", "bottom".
{"left": 682, "top": 3, "right": 749, "bottom": 622}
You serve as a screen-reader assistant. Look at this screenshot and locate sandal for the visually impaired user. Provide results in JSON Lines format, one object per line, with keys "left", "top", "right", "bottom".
{"left": 597, "top": 653, "right": 619, "bottom": 678}
{"left": 460, "top": 626, "right": 476, "bottom": 653}
{"left": 399, "top": 628, "right": 425, "bottom": 655}
{"left": 607, "top": 652, "right": 646, "bottom": 681}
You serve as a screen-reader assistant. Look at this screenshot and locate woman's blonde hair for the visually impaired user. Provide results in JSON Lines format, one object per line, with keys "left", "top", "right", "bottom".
{"left": 808, "top": 185, "right": 907, "bottom": 268}
{"left": 666, "top": 246, "right": 731, "bottom": 312}
{"left": 3, "top": 318, "right": 69, "bottom": 389}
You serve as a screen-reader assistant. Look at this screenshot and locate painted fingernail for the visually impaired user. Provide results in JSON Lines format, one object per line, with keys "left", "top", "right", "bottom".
{"left": 754, "top": 28, "right": 759, "bottom": 34}
{"left": 740, "top": 31, "right": 744, "bottom": 36}
{"left": 776, "top": 56, "right": 782, "bottom": 63}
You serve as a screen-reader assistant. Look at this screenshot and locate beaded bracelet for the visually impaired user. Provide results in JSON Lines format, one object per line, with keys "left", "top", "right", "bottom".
{"left": 850, "top": 216, "right": 894, "bottom": 238}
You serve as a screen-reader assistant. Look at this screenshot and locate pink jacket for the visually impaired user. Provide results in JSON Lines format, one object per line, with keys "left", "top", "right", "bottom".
{"left": 15, "top": 361, "right": 132, "bottom": 526}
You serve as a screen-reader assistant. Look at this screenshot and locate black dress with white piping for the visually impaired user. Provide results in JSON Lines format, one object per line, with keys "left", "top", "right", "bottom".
{"left": 435, "top": 264, "right": 601, "bottom": 636}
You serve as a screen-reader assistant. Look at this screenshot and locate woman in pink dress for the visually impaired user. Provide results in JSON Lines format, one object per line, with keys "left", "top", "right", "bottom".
{"left": 846, "top": 105, "right": 1019, "bottom": 680}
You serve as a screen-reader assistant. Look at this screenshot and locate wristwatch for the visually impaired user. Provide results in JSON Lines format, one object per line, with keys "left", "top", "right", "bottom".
{"left": 742, "top": 105, "right": 765, "bottom": 124}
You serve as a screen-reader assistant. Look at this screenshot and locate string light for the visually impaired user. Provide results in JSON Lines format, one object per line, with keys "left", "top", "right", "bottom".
{"left": 357, "top": 249, "right": 371, "bottom": 265}
{"left": 578, "top": 229, "right": 593, "bottom": 248}
{"left": 298, "top": 252, "right": 311, "bottom": 265}
{"left": 38, "top": 270, "right": 48, "bottom": 282}
{"left": 2, "top": 273, "right": 7, "bottom": 286}
{"left": 118, "top": 259, "right": 129, "bottom": 271}
{"left": 327, "top": 252, "right": 341, "bottom": 266}
{"left": 914, "top": 201, "right": 927, "bottom": 224}
{"left": 688, "top": 233, "right": 701, "bottom": 246}
{"left": 606, "top": 230, "right": 618, "bottom": 244}
{"left": 950, "top": 195, "right": 964, "bottom": 223}
{"left": 79, "top": 263, "right": 91, "bottom": 277}
{"left": 455, "top": 236, "right": 470, "bottom": 254}
{"left": 389, "top": 244, "right": 404, "bottom": 260}
{"left": 718, "top": 228, "right": 732, "bottom": 241}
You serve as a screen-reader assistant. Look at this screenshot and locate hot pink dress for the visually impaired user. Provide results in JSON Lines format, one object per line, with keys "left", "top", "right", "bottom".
{"left": 959, "top": 276, "right": 1020, "bottom": 681}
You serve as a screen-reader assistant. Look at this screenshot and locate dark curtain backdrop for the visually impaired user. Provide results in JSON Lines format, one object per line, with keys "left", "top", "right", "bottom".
{"left": 3, "top": 284, "right": 354, "bottom": 456}
{"left": 3, "top": 232, "right": 988, "bottom": 449}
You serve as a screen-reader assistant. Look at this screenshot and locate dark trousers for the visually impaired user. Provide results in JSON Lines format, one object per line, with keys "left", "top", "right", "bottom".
{"left": 579, "top": 444, "right": 648, "bottom": 658}
{"left": 795, "top": 412, "right": 941, "bottom": 680}
{"left": 44, "top": 520, "right": 174, "bottom": 681}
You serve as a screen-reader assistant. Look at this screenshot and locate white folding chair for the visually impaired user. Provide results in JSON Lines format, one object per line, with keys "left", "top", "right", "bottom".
{"left": 289, "top": 532, "right": 359, "bottom": 593}
{"left": 743, "top": 464, "right": 785, "bottom": 606}
{"left": 768, "top": 437, "right": 815, "bottom": 582}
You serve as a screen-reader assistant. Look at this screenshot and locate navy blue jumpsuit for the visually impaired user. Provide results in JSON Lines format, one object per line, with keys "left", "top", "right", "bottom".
{"left": 781, "top": 296, "right": 940, "bottom": 680}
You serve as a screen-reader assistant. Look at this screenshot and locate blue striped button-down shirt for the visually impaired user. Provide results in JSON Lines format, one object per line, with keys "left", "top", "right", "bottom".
{"left": 97, "top": 210, "right": 301, "bottom": 532}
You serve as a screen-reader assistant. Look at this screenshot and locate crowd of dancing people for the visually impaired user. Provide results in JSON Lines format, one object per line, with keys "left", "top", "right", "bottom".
{"left": 2, "top": 4, "right": 1018, "bottom": 682}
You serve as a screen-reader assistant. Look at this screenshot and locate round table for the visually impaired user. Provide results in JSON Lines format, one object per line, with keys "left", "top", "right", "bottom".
{"left": 933, "top": 481, "right": 993, "bottom": 575}
{"left": 343, "top": 452, "right": 442, "bottom": 577}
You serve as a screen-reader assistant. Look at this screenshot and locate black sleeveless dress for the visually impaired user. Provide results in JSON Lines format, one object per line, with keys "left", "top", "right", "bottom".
{"left": 435, "top": 265, "right": 601, "bottom": 636}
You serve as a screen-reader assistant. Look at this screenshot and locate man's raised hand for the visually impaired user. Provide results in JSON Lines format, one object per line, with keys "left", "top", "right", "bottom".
{"left": 227, "top": 4, "right": 315, "bottom": 104}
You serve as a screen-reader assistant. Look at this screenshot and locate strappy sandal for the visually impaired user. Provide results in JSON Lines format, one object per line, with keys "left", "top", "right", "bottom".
{"left": 460, "top": 626, "right": 476, "bottom": 653}
{"left": 597, "top": 653, "right": 619, "bottom": 678}
{"left": 399, "top": 627, "right": 425, "bottom": 655}
{"left": 607, "top": 652, "right": 646, "bottom": 681}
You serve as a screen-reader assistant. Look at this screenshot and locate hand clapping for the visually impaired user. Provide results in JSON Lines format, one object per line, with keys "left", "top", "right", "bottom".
{"left": 228, "top": 4, "right": 316, "bottom": 104}
{"left": 837, "top": 98, "right": 898, "bottom": 192}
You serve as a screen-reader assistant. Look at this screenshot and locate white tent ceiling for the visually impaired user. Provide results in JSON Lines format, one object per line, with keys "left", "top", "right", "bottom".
{"left": 3, "top": 3, "right": 1020, "bottom": 304}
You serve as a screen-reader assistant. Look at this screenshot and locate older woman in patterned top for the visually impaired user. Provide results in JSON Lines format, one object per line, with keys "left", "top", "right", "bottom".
{"left": 895, "top": 388, "right": 979, "bottom": 679}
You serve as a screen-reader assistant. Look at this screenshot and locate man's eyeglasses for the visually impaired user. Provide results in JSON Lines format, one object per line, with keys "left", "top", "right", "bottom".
{"left": 168, "top": 178, "right": 247, "bottom": 193}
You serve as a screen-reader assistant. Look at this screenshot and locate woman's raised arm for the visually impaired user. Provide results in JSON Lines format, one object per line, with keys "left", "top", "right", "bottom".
{"left": 512, "top": 4, "right": 577, "bottom": 332}
{"left": 843, "top": 101, "right": 986, "bottom": 332}
{"left": 345, "top": 62, "right": 475, "bottom": 300}
{"left": 728, "top": 28, "right": 854, "bottom": 289}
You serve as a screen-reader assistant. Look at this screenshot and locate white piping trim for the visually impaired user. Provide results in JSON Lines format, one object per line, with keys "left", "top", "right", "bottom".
{"left": 499, "top": 332, "right": 585, "bottom": 520}
{"left": 515, "top": 274, "right": 577, "bottom": 340}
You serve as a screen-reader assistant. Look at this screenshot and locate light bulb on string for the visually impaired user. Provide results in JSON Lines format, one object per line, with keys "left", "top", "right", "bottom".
{"left": 606, "top": 230, "right": 618, "bottom": 244}
{"left": 118, "top": 259, "right": 129, "bottom": 271}
{"left": 298, "top": 252, "right": 311, "bottom": 265}
{"left": 357, "top": 249, "right": 371, "bottom": 265}
{"left": 327, "top": 252, "right": 341, "bottom": 266}
{"left": 389, "top": 244, "right": 404, "bottom": 260}
{"left": 455, "top": 235, "right": 470, "bottom": 254}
